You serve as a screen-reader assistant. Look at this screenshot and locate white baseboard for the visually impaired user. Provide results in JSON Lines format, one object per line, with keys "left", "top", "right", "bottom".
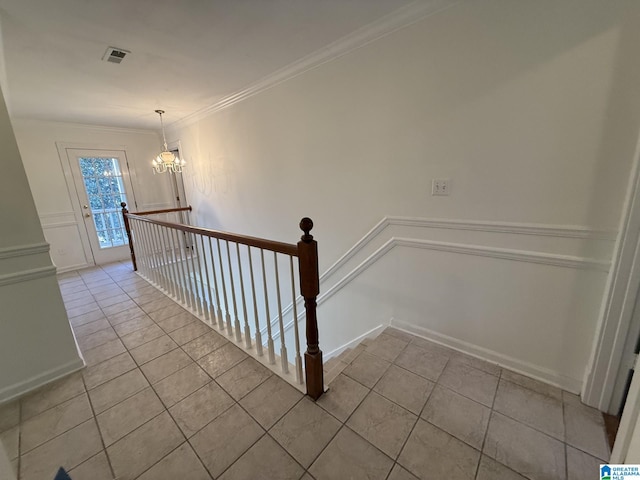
{"left": 324, "top": 324, "right": 387, "bottom": 359}
{"left": 55, "top": 262, "right": 93, "bottom": 274}
{"left": 0, "top": 357, "right": 85, "bottom": 405}
{"left": 390, "top": 318, "right": 582, "bottom": 393}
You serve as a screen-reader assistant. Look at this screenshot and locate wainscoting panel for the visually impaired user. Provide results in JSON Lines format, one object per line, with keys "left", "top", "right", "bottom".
{"left": 39, "top": 212, "right": 91, "bottom": 271}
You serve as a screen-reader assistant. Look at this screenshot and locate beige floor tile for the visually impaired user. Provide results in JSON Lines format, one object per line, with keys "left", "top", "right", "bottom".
{"left": 69, "top": 309, "right": 106, "bottom": 327}
{"left": 68, "top": 451, "right": 114, "bottom": 480}
{"left": 501, "top": 370, "right": 562, "bottom": 400}
{"left": 130, "top": 335, "right": 179, "bottom": 365}
{"left": 438, "top": 362, "right": 498, "bottom": 407}
{"left": 309, "top": 427, "right": 393, "bottom": 480}
{"left": 383, "top": 327, "right": 416, "bottom": 343}
{"left": 564, "top": 402, "right": 610, "bottom": 460}
{"left": 347, "top": 391, "right": 417, "bottom": 459}
{"left": 198, "top": 342, "right": 248, "bottom": 378}
{"left": 107, "top": 411, "right": 184, "bottom": 480}
{"left": 566, "top": 445, "right": 603, "bottom": 480}
{"left": 0, "top": 426, "right": 18, "bottom": 460}
{"left": 494, "top": 379, "right": 564, "bottom": 440}
{"left": 219, "top": 434, "right": 303, "bottom": 480}
{"left": 97, "top": 387, "right": 164, "bottom": 445}
{"left": 182, "top": 330, "right": 229, "bottom": 360}
{"left": 107, "top": 306, "right": 147, "bottom": 326}
{"left": 562, "top": 390, "right": 583, "bottom": 407}
{"left": 0, "top": 401, "right": 19, "bottom": 433}
{"left": 365, "top": 334, "right": 409, "bottom": 362}
{"left": 83, "top": 352, "right": 137, "bottom": 390}
{"left": 317, "top": 373, "right": 369, "bottom": 422}
{"left": 91, "top": 287, "right": 125, "bottom": 301}
{"left": 217, "top": 358, "right": 272, "bottom": 400}
{"left": 120, "top": 323, "right": 165, "bottom": 350}
{"left": 137, "top": 294, "right": 176, "bottom": 311}
{"left": 88, "top": 367, "right": 149, "bottom": 413}
{"left": 484, "top": 412, "right": 566, "bottom": 480}
{"left": 73, "top": 318, "right": 111, "bottom": 338}
{"left": 157, "top": 311, "right": 199, "bottom": 333}
{"left": 137, "top": 442, "right": 211, "bottom": 480}
{"left": 190, "top": 403, "right": 264, "bottom": 477}
{"left": 342, "top": 352, "right": 391, "bottom": 388}
{"left": 450, "top": 352, "right": 502, "bottom": 376}
{"left": 422, "top": 386, "right": 490, "bottom": 450}
{"left": 82, "top": 338, "right": 127, "bottom": 367}
{"left": 154, "top": 363, "right": 211, "bottom": 407}
{"left": 374, "top": 365, "right": 434, "bottom": 415}
{"left": 476, "top": 455, "right": 527, "bottom": 480}
{"left": 21, "top": 372, "right": 85, "bottom": 420}
{"left": 77, "top": 327, "right": 119, "bottom": 351}
{"left": 67, "top": 302, "right": 100, "bottom": 318}
{"left": 112, "top": 315, "right": 155, "bottom": 337}
{"left": 20, "top": 419, "right": 103, "bottom": 480}
{"left": 21, "top": 393, "right": 93, "bottom": 452}
{"left": 141, "top": 348, "right": 193, "bottom": 384}
{"left": 169, "top": 381, "right": 235, "bottom": 437}
{"left": 388, "top": 464, "right": 420, "bottom": 480}
{"left": 394, "top": 344, "right": 449, "bottom": 382}
{"left": 409, "top": 336, "right": 454, "bottom": 356}
{"left": 149, "top": 304, "right": 188, "bottom": 322}
{"left": 169, "top": 321, "right": 212, "bottom": 345}
{"left": 240, "top": 375, "right": 303, "bottom": 429}
{"left": 102, "top": 299, "right": 138, "bottom": 316}
{"left": 98, "top": 293, "right": 130, "bottom": 308}
{"left": 398, "top": 420, "right": 480, "bottom": 480}
{"left": 65, "top": 296, "right": 97, "bottom": 310}
{"left": 271, "top": 397, "right": 341, "bottom": 467}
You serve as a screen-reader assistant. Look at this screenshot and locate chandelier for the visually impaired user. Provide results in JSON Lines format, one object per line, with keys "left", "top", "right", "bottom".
{"left": 151, "top": 110, "right": 186, "bottom": 174}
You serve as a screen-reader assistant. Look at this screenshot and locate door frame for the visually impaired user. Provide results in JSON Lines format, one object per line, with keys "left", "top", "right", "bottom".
{"left": 583, "top": 132, "right": 640, "bottom": 413}
{"left": 56, "top": 142, "right": 139, "bottom": 266}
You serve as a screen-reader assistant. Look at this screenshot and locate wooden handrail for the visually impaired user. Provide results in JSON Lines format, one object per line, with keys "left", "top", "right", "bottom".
{"left": 130, "top": 206, "right": 193, "bottom": 216}
{"left": 120, "top": 202, "right": 324, "bottom": 399}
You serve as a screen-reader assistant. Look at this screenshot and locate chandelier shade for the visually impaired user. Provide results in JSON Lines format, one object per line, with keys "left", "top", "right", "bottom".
{"left": 152, "top": 110, "right": 185, "bottom": 174}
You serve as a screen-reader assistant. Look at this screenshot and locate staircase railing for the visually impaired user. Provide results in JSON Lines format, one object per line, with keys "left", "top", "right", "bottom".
{"left": 121, "top": 202, "right": 324, "bottom": 399}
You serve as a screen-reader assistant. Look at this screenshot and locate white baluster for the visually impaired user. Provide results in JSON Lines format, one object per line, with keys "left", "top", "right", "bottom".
{"left": 187, "top": 232, "right": 204, "bottom": 316}
{"left": 261, "top": 249, "right": 275, "bottom": 364}
{"left": 174, "top": 228, "right": 192, "bottom": 309}
{"left": 274, "top": 252, "right": 289, "bottom": 373}
{"left": 208, "top": 237, "right": 225, "bottom": 331}
{"left": 236, "top": 244, "right": 251, "bottom": 349}
{"left": 160, "top": 226, "right": 176, "bottom": 299}
{"left": 247, "top": 247, "right": 263, "bottom": 356}
{"left": 216, "top": 238, "right": 232, "bottom": 336}
{"left": 226, "top": 241, "right": 242, "bottom": 343}
{"left": 193, "top": 232, "right": 209, "bottom": 320}
{"left": 290, "top": 256, "right": 303, "bottom": 384}
{"left": 166, "top": 227, "right": 182, "bottom": 302}
{"left": 200, "top": 235, "right": 216, "bottom": 324}
{"left": 183, "top": 231, "right": 198, "bottom": 310}
{"left": 155, "top": 224, "right": 169, "bottom": 294}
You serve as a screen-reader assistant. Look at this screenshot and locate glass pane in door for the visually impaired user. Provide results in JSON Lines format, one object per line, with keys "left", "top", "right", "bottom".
{"left": 78, "top": 157, "right": 129, "bottom": 249}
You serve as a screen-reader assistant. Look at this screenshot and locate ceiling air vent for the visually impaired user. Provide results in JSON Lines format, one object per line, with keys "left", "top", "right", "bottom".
{"left": 102, "top": 47, "right": 130, "bottom": 64}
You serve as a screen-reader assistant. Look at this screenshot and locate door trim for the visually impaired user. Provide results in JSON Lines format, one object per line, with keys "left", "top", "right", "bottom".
{"left": 583, "top": 132, "right": 640, "bottom": 412}
{"left": 55, "top": 142, "right": 138, "bottom": 267}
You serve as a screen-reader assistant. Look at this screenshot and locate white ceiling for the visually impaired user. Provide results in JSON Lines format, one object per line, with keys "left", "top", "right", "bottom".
{"left": 0, "top": 0, "right": 427, "bottom": 129}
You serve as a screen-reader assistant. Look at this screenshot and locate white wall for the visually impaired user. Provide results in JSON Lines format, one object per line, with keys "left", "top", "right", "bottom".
{"left": 0, "top": 85, "right": 83, "bottom": 404}
{"left": 169, "top": 0, "right": 640, "bottom": 391}
{"left": 12, "top": 119, "right": 174, "bottom": 270}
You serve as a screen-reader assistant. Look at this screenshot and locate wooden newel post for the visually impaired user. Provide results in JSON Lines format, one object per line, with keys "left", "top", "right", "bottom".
{"left": 121, "top": 202, "right": 137, "bottom": 271}
{"left": 298, "top": 217, "right": 324, "bottom": 400}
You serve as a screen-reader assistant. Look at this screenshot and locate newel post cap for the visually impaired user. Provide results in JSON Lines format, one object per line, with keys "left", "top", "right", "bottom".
{"left": 300, "top": 217, "right": 314, "bottom": 242}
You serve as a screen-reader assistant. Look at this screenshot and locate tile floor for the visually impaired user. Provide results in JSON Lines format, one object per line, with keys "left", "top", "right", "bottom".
{"left": 0, "top": 262, "right": 611, "bottom": 480}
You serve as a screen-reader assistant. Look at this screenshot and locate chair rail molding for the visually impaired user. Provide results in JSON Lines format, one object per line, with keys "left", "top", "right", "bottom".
{"left": 262, "top": 215, "right": 612, "bottom": 342}
{"left": 0, "top": 242, "right": 49, "bottom": 259}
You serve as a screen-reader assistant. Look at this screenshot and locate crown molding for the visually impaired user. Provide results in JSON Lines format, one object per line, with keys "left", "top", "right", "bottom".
{"left": 12, "top": 117, "right": 158, "bottom": 136}
{"left": 170, "top": 0, "right": 463, "bottom": 130}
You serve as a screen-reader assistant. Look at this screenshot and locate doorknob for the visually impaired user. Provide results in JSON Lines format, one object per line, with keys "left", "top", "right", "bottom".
{"left": 83, "top": 205, "right": 89, "bottom": 209}
{"left": 84, "top": 213, "right": 91, "bottom": 218}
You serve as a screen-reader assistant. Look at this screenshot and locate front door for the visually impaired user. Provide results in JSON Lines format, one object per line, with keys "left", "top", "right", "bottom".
{"left": 66, "top": 148, "right": 137, "bottom": 265}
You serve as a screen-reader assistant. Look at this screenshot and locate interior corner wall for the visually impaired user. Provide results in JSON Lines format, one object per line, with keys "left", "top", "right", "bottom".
{"left": 171, "top": 0, "right": 640, "bottom": 390}
{"left": 0, "top": 85, "right": 83, "bottom": 404}
{"left": 11, "top": 119, "right": 173, "bottom": 271}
